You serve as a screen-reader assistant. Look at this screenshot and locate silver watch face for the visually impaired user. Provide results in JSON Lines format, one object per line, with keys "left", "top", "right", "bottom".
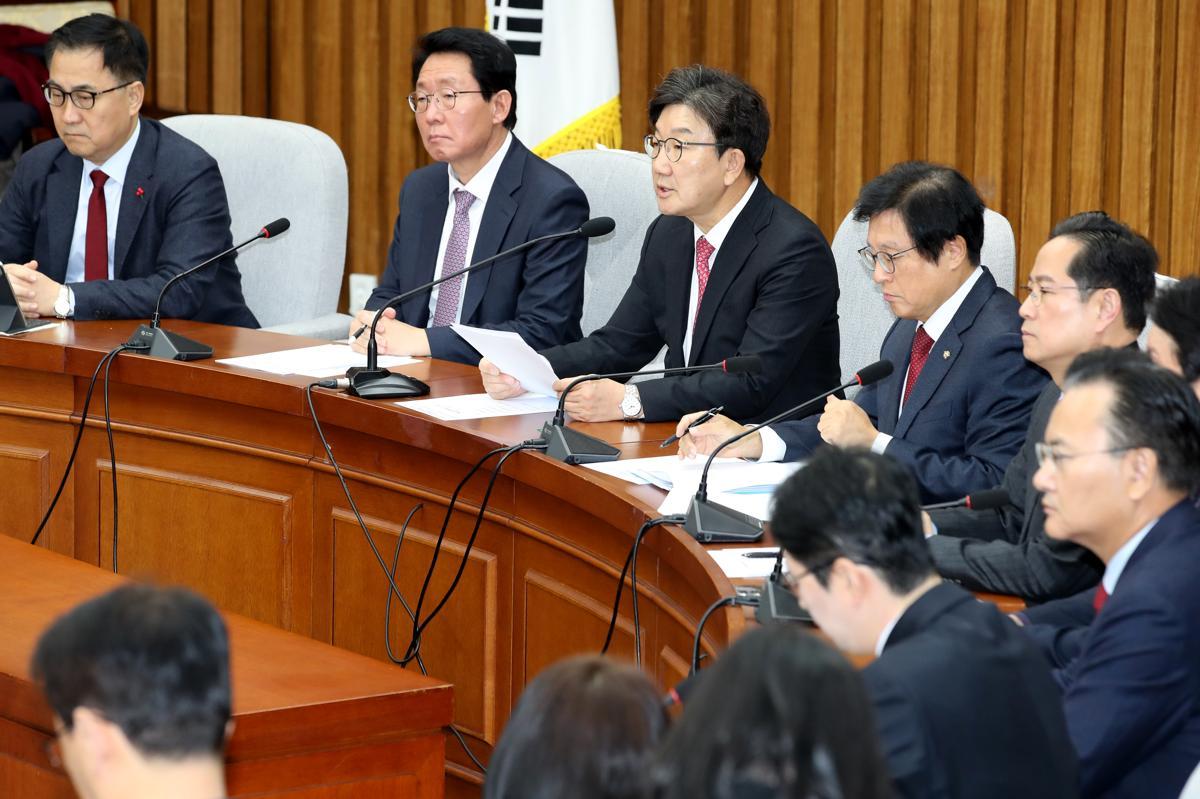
{"left": 54, "top": 297, "right": 70, "bottom": 317}
{"left": 621, "top": 387, "right": 641, "bottom": 417}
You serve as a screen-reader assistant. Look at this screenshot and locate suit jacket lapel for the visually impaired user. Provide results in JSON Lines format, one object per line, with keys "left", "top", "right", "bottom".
{"left": 663, "top": 222, "right": 694, "bottom": 367}
{"left": 114, "top": 119, "right": 155, "bottom": 277}
{"left": 877, "top": 319, "right": 914, "bottom": 435}
{"left": 460, "top": 140, "right": 524, "bottom": 325}
{"left": 401, "top": 182, "right": 448, "bottom": 326}
{"left": 894, "top": 268, "right": 998, "bottom": 439}
{"left": 688, "top": 181, "right": 768, "bottom": 364}
{"left": 45, "top": 150, "right": 82, "bottom": 281}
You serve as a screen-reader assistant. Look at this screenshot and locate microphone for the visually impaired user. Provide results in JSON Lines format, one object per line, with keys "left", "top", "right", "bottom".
{"left": 125, "top": 218, "right": 290, "bottom": 361}
{"left": 683, "top": 360, "right": 896, "bottom": 543}
{"left": 539, "top": 356, "right": 764, "bottom": 465}
{"left": 347, "top": 217, "right": 615, "bottom": 399}
{"left": 921, "top": 488, "right": 1012, "bottom": 512}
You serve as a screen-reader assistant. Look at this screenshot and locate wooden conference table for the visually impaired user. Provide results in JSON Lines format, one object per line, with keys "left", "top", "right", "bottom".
{"left": 0, "top": 319, "right": 748, "bottom": 795}
{"left": 0, "top": 535, "right": 452, "bottom": 798}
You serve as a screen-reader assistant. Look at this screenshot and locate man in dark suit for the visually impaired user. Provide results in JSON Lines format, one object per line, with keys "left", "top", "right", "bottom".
{"left": 1016, "top": 349, "right": 1200, "bottom": 798}
{"left": 679, "top": 161, "right": 1046, "bottom": 502}
{"left": 480, "top": 65, "right": 839, "bottom": 423}
{"left": 771, "top": 447, "right": 1077, "bottom": 799}
{"left": 349, "top": 27, "right": 587, "bottom": 365}
{"left": 0, "top": 14, "right": 257, "bottom": 328}
{"left": 926, "top": 212, "right": 1157, "bottom": 601}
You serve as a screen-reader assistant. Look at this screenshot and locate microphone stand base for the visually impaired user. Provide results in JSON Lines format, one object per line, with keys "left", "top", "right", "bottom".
{"left": 539, "top": 421, "right": 620, "bottom": 465}
{"left": 345, "top": 367, "right": 430, "bottom": 399}
{"left": 125, "top": 324, "right": 212, "bottom": 361}
{"left": 683, "top": 496, "right": 764, "bottom": 543}
{"left": 754, "top": 574, "right": 813, "bottom": 624}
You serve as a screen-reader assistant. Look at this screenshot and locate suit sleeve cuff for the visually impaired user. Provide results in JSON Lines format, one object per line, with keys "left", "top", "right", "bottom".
{"left": 871, "top": 432, "right": 893, "bottom": 454}
{"left": 758, "top": 425, "right": 787, "bottom": 462}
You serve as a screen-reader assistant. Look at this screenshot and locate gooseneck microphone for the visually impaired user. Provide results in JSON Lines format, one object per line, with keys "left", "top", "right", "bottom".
{"left": 921, "top": 488, "right": 1012, "bottom": 512}
{"left": 125, "top": 218, "right": 290, "bottom": 361}
{"left": 539, "top": 355, "right": 763, "bottom": 465}
{"left": 683, "top": 359, "right": 896, "bottom": 543}
{"left": 347, "top": 217, "right": 616, "bottom": 399}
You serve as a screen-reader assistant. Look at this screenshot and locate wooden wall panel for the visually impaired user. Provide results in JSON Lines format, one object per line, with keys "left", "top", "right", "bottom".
{"left": 127, "top": 0, "right": 1200, "bottom": 303}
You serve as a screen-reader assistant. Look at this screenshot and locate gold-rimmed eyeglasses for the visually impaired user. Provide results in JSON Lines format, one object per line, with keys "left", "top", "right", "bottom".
{"left": 406, "top": 89, "right": 485, "bottom": 113}
{"left": 643, "top": 134, "right": 725, "bottom": 163}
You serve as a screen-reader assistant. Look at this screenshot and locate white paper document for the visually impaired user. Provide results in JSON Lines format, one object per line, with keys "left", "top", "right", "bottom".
{"left": 217, "top": 344, "right": 418, "bottom": 378}
{"left": 451, "top": 324, "right": 559, "bottom": 397}
{"left": 0, "top": 320, "right": 59, "bottom": 337}
{"left": 397, "top": 392, "right": 559, "bottom": 421}
{"left": 709, "top": 547, "right": 781, "bottom": 579}
{"left": 656, "top": 461, "right": 803, "bottom": 518}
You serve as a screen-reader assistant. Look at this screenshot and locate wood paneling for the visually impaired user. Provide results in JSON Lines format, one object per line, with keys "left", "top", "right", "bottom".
{"left": 127, "top": 0, "right": 1199, "bottom": 298}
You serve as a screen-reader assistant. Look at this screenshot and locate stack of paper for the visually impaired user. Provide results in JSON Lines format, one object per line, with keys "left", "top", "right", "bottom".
{"left": 217, "top": 344, "right": 418, "bottom": 378}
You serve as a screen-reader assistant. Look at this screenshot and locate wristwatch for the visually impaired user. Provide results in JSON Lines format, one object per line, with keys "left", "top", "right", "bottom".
{"left": 53, "top": 286, "right": 74, "bottom": 319}
{"left": 620, "top": 384, "right": 643, "bottom": 421}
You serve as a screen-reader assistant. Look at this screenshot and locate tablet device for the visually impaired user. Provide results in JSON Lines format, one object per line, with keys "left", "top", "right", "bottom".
{"left": 0, "top": 269, "right": 56, "bottom": 335}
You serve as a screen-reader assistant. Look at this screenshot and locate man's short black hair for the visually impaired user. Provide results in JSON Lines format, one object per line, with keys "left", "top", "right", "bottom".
{"left": 853, "top": 160, "right": 985, "bottom": 267}
{"left": 1064, "top": 348, "right": 1200, "bottom": 495}
{"left": 1150, "top": 277, "right": 1200, "bottom": 383}
{"left": 648, "top": 65, "right": 770, "bottom": 178}
{"left": 32, "top": 584, "right": 231, "bottom": 758}
{"left": 770, "top": 447, "right": 935, "bottom": 594}
{"left": 412, "top": 27, "right": 517, "bottom": 130}
{"left": 1049, "top": 211, "right": 1158, "bottom": 333}
{"left": 46, "top": 13, "right": 149, "bottom": 84}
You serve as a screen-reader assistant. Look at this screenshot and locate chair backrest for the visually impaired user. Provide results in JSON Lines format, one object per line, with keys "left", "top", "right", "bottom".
{"left": 831, "top": 206, "right": 1017, "bottom": 385}
{"left": 547, "top": 148, "right": 659, "bottom": 335}
{"left": 1138, "top": 272, "right": 1180, "bottom": 349}
{"left": 160, "top": 114, "right": 348, "bottom": 329}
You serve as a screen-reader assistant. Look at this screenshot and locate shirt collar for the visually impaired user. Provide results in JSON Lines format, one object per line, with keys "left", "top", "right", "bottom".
{"left": 447, "top": 131, "right": 512, "bottom": 206}
{"left": 83, "top": 118, "right": 140, "bottom": 187}
{"left": 918, "top": 265, "right": 983, "bottom": 342}
{"left": 693, "top": 178, "right": 759, "bottom": 251}
{"left": 875, "top": 612, "right": 902, "bottom": 657}
{"left": 1102, "top": 517, "right": 1158, "bottom": 595}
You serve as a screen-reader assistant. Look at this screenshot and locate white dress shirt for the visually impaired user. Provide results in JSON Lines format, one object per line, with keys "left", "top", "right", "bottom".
{"left": 65, "top": 120, "right": 142, "bottom": 284}
{"left": 681, "top": 178, "right": 758, "bottom": 364}
{"left": 1102, "top": 518, "right": 1157, "bottom": 596}
{"left": 427, "top": 132, "right": 513, "bottom": 323}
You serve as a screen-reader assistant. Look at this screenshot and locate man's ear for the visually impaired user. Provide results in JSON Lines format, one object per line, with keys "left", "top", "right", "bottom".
{"left": 721, "top": 147, "right": 746, "bottom": 186}
{"left": 70, "top": 706, "right": 125, "bottom": 775}
{"left": 125, "top": 81, "right": 144, "bottom": 117}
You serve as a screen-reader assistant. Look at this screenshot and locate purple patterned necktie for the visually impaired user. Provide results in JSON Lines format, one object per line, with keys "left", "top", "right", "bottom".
{"left": 432, "top": 188, "right": 477, "bottom": 326}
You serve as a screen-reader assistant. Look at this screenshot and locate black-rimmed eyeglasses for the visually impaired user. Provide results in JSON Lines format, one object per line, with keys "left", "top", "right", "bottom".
{"left": 42, "top": 81, "right": 135, "bottom": 110}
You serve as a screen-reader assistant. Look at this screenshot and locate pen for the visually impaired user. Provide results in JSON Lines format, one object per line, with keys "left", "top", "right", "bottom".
{"left": 351, "top": 324, "right": 367, "bottom": 339}
{"left": 660, "top": 405, "right": 724, "bottom": 448}
{"left": 742, "top": 550, "right": 781, "bottom": 559}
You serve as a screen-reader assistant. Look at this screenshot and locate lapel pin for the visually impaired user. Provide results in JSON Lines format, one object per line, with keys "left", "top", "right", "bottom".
{"left": 135, "top": 186, "right": 145, "bottom": 198}
{"left": 942, "top": 350, "right": 950, "bottom": 360}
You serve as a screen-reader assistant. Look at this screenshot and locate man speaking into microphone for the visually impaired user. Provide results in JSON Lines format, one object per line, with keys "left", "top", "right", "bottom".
{"left": 0, "top": 14, "right": 257, "bottom": 327}
{"left": 481, "top": 65, "right": 840, "bottom": 423}
{"left": 350, "top": 27, "right": 589, "bottom": 365}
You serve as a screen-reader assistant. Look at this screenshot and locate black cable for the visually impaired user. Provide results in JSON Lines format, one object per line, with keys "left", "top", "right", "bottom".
{"left": 103, "top": 345, "right": 132, "bottom": 572}
{"left": 404, "top": 445, "right": 511, "bottom": 662}
{"left": 403, "top": 441, "right": 543, "bottom": 665}
{"left": 307, "top": 383, "right": 493, "bottom": 774}
{"left": 30, "top": 346, "right": 125, "bottom": 548}
{"left": 599, "top": 515, "right": 686, "bottom": 660}
{"left": 691, "top": 596, "right": 737, "bottom": 675}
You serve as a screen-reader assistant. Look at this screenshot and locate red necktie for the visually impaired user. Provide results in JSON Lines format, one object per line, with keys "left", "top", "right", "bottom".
{"left": 693, "top": 236, "right": 715, "bottom": 327}
{"left": 1093, "top": 584, "right": 1109, "bottom": 614}
{"left": 902, "top": 326, "right": 934, "bottom": 405}
{"left": 85, "top": 169, "right": 110, "bottom": 282}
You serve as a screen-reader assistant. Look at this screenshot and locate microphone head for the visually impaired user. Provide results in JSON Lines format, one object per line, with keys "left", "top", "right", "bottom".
{"left": 261, "top": 218, "right": 291, "bottom": 238}
{"left": 722, "top": 355, "right": 763, "bottom": 374}
{"left": 579, "top": 217, "right": 616, "bottom": 238}
{"left": 855, "top": 360, "right": 895, "bottom": 387}
{"left": 966, "top": 488, "right": 1012, "bottom": 511}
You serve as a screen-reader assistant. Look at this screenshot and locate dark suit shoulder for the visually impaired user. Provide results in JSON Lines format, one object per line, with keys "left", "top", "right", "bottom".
{"left": 144, "top": 117, "right": 221, "bottom": 172}
{"left": 12, "top": 136, "right": 68, "bottom": 176}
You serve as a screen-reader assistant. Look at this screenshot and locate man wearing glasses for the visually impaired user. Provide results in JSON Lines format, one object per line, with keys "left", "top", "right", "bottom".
{"left": 0, "top": 14, "right": 257, "bottom": 327}
{"left": 481, "top": 64, "right": 840, "bottom": 423}
{"left": 1016, "top": 349, "right": 1200, "bottom": 797}
{"left": 679, "top": 160, "right": 1046, "bottom": 501}
{"left": 770, "top": 446, "right": 1078, "bottom": 799}
{"left": 350, "top": 27, "right": 589, "bottom": 364}
{"left": 926, "top": 211, "right": 1157, "bottom": 601}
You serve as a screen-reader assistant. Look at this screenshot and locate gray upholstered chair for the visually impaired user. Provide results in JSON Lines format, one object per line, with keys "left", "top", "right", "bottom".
{"left": 161, "top": 114, "right": 350, "bottom": 338}
{"left": 547, "top": 147, "right": 659, "bottom": 336}
{"left": 831, "top": 207, "right": 1017, "bottom": 388}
